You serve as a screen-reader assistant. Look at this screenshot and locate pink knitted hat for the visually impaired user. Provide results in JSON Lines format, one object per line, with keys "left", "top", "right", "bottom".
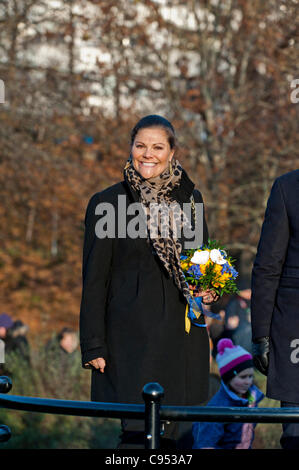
{"left": 216, "top": 338, "right": 253, "bottom": 383}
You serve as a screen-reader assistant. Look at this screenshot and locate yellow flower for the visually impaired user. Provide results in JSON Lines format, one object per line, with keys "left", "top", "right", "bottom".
{"left": 199, "top": 259, "right": 212, "bottom": 274}
{"left": 213, "top": 279, "right": 225, "bottom": 288}
{"left": 181, "top": 261, "right": 189, "bottom": 270}
{"left": 213, "top": 272, "right": 231, "bottom": 288}
{"left": 213, "top": 264, "right": 223, "bottom": 275}
{"left": 220, "top": 273, "right": 231, "bottom": 282}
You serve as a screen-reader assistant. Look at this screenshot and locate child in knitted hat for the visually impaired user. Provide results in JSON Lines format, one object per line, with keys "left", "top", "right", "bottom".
{"left": 192, "top": 338, "right": 264, "bottom": 449}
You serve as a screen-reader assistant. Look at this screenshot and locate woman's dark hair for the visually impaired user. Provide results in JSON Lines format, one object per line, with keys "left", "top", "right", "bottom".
{"left": 130, "top": 115, "right": 176, "bottom": 149}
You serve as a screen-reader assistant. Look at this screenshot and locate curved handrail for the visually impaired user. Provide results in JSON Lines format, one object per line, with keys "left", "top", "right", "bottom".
{"left": 160, "top": 405, "right": 299, "bottom": 423}
{"left": 0, "top": 393, "right": 145, "bottom": 419}
{"left": 1, "top": 392, "right": 299, "bottom": 423}
{"left": 2, "top": 380, "right": 299, "bottom": 449}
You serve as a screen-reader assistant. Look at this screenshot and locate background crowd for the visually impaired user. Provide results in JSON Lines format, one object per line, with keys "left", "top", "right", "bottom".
{"left": 0, "top": 313, "right": 79, "bottom": 376}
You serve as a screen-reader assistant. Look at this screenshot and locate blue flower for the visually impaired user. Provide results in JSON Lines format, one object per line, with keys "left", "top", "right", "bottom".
{"left": 187, "top": 264, "right": 203, "bottom": 279}
{"left": 230, "top": 267, "right": 238, "bottom": 279}
{"left": 221, "top": 263, "right": 238, "bottom": 279}
{"left": 221, "top": 262, "right": 231, "bottom": 274}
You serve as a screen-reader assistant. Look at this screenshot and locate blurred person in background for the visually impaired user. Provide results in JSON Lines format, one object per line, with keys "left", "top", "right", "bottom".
{"left": 0, "top": 313, "right": 14, "bottom": 374}
{"left": 0, "top": 313, "right": 14, "bottom": 342}
{"left": 46, "top": 327, "right": 79, "bottom": 358}
{"left": 207, "top": 308, "right": 226, "bottom": 360}
{"left": 5, "top": 319, "right": 30, "bottom": 364}
{"left": 0, "top": 314, "right": 30, "bottom": 375}
{"left": 58, "top": 327, "right": 79, "bottom": 355}
{"left": 223, "top": 278, "right": 252, "bottom": 353}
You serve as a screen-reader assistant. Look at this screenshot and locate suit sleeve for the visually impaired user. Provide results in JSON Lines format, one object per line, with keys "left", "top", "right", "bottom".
{"left": 251, "top": 178, "right": 289, "bottom": 340}
{"left": 79, "top": 193, "right": 114, "bottom": 367}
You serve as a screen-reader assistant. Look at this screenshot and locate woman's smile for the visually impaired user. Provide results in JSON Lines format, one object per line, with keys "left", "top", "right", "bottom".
{"left": 131, "top": 127, "right": 174, "bottom": 179}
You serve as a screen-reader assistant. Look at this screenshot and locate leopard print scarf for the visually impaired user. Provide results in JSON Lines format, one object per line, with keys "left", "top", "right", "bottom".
{"left": 124, "top": 156, "right": 194, "bottom": 305}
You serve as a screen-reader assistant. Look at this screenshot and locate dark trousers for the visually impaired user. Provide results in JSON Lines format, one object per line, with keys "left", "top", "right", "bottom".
{"left": 280, "top": 401, "right": 299, "bottom": 449}
{"left": 118, "top": 419, "right": 192, "bottom": 449}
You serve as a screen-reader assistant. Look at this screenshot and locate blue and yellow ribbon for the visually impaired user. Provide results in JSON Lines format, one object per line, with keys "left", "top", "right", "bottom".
{"left": 185, "top": 291, "right": 221, "bottom": 333}
{"left": 185, "top": 294, "right": 204, "bottom": 333}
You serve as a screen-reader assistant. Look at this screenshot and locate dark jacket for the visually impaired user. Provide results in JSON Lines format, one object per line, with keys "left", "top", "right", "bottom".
{"left": 79, "top": 169, "right": 210, "bottom": 405}
{"left": 251, "top": 169, "right": 299, "bottom": 402}
{"left": 192, "top": 382, "right": 264, "bottom": 449}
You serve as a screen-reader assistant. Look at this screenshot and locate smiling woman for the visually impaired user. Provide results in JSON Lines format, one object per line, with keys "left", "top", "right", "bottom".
{"left": 79, "top": 114, "right": 216, "bottom": 449}
{"left": 131, "top": 127, "right": 175, "bottom": 179}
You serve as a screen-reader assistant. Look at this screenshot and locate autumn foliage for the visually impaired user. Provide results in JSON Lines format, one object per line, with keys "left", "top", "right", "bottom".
{"left": 0, "top": 0, "right": 297, "bottom": 337}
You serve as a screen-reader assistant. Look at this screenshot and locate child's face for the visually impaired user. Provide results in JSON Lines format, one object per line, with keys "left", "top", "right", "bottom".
{"left": 228, "top": 367, "right": 254, "bottom": 396}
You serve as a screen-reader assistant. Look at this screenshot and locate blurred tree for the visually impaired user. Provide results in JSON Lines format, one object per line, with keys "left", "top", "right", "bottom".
{"left": 0, "top": 0, "right": 297, "bottom": 334}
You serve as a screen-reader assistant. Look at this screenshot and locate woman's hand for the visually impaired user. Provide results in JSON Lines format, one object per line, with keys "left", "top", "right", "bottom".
{"left": 85, "top": 357, "right": 106, "bottom": 373}
{"left": 189, "top": 285, "right": 219, "bottom": 304}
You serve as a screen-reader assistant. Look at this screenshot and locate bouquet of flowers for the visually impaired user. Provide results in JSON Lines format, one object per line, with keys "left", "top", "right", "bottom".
{"left": 181, "top": 239, "right": 239, "bottom": 333}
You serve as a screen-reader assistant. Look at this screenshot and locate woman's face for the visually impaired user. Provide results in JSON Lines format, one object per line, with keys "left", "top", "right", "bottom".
{"left": 131, "top": 127, "right": 175, "bottom": 179}
{"left": 229, "top": 367, "right": 254, "bottom": 397}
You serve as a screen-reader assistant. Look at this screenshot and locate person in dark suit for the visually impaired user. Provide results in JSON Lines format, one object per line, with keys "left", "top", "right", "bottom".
{"left": 251, "top": 169, "right": 299, "bottom": 449}
{"left": 79, "top": 115, "right": 218, "bottom": 448}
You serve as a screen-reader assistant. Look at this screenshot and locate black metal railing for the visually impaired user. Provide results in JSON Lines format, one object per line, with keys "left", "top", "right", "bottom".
{"left": 0, "top": 376, "right": 12, "bottom": 443}
{"left": 1, "top": 376, "right": 299, "bottom": 449}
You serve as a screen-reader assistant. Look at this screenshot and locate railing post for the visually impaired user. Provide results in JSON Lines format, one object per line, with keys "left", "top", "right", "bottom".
{"left": 0, "top": 376, "right": 12, "bottom": 443}
{"left": 0, "top": 376, "right": 13, "bottom": 394}
{"left": 0, "top": 425, "right": 11, "bottom": 443}
{"left": 142, "top": 382, "right": 164, "bottom": 450}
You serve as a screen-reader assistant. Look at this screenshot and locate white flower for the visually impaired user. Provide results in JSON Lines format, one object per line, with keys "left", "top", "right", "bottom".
{"left": 210, "top": 248, "right": 226, "bottom": 265}
{"left": 190, "top": 250, "right": 210, "bottom": 265}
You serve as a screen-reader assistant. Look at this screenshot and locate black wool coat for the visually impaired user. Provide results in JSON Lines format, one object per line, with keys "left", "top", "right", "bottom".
{"left": 79, "top": 169, "right": 210, "bottom": 406}
{"left": 251, "top": 169, "right": 299, "bottom": 402}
